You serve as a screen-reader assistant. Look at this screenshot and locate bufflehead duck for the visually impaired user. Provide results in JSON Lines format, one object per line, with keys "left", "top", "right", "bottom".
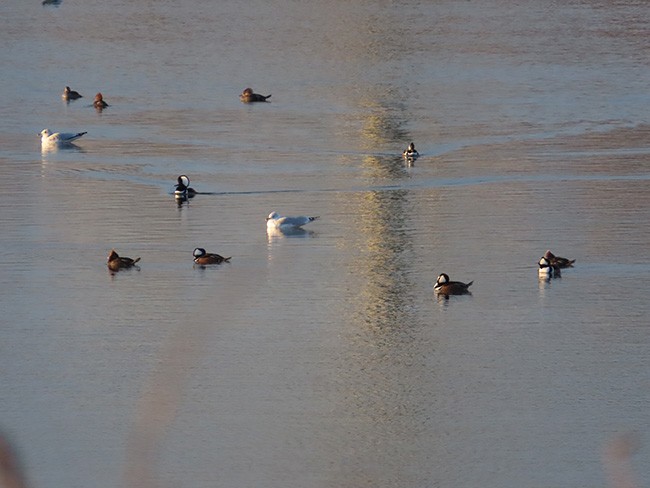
{"left": 193, "top": 248, "right": 231, "bottom": 265}
{"left": 93, "top": 92, "right": 109, "bottom": 110}
{"left": 40, "top": 128, "right": 87, "bottom": 147}
{"left": 266, "top": 211, "right": 319, "bottom": 232}
{"left": 403, "top": 142, "right": 419, "bottom": 159}
{"left": 434, "top": 273, "right": 473, "bottom": 296}
{"left": 538, "top": 256, "right": 560, "bottom": 278}
{"left": 107, "top": 249, "right": 141, "bottom": 271}
{"left": 240, "top": 87, "right": 271, "bottom": 103}
{"left": 62, "top": 86, "right": 82, "bottom": 101}
{"left": 544, "top": 250, "right": 575, "bottom": 269}
{"left": 174, "top": 175, "right": 197, "bottom": 199}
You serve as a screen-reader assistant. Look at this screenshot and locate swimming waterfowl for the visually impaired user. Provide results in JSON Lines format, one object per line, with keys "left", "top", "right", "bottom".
{"left": 107, "top": 249, "right": 141, "bottom": 271}
{"left": 403, "top": 142, "right": 419, "bottom": 159}
{"left": 174, "top": 175, "right": 197, "bottom": 199}
{"left": 62, "top": 86, "right": 82, "bottom": 101}
{"left": 538, "top": 256, "right": 560, "bottom": 278}
{"left": 544, "top": 250, "right": 575, "bottom": 268}
{"left": 266, "top": 211, "right": 319, "bottom": 232}
{"left": 193, "top": 248, "right": 231, "bottom": 265}
{"left": 434, "top": 273, "right": 473, "bottom": 296}
{"left": 40, "top": 128, "right": 87, "bottom": 147}
{"left": 93, "top": 92, "right": 109, "bottom": 109}
{"left": 240, "top": 87, "right": 271, "bottom": 103}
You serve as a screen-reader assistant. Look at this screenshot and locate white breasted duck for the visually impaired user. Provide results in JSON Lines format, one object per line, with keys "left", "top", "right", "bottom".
{"left": 174, "top": 175, "right": 197, "bottom": 199}
{"left": 193, "top": 248, "right": 231, "bottom": 265}
{"left": 538, "top": 256, "right": 560, "bottom": 278}
{"left": 403, "top": 142, "right": 419, "bottom": 160}
{"left": 62, "top": 86, "right": 82, "bottom": 101}
{"left": 434, "top": 273, "right": 473, "bottom": 296}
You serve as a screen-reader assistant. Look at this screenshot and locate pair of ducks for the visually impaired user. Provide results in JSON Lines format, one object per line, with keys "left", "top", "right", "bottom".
{"left": 538, "top": 250, "right": 576, "bottom": 278}
{"left": 62, "top": 86, "right": 109, "bottom": 109}
{"left": 434, "top": 250, "right": 575, "bottom": 297}
{"left": 107, "top": 248, "right": 231, "bottom": 271}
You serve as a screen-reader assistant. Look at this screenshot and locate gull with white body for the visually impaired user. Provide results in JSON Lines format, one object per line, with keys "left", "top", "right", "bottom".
{"left": 40, "top": 128, "right": 87, "bottom": 148}
{"left": 266, "top": 211, "right": 319, "bottom": 233}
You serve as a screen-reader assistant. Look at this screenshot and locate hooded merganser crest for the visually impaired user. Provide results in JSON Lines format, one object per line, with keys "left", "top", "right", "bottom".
{"left": 93, "top": 92, "right": 109, "bottom": 109}
{"left": 193, "top": 248, "right": 231, "bottom": 265}
{"left": 107, "top": 249, "right": 141, "bottom": 271}
{"left": 544, "top": 250, "right": 575, "bottom": 268}
{"left": 240, "top": 87, "right": 272, "bottom": 103}
{"left": 538, "top": 256, "right": 560, "bottom": 278}
{"left": 40, "top": 128, "right": 87, "bottom": 147}
{"left": 174, "top": 175, "right": 197, "bottom": 198}
{"left": 434, "top": 273, "right": 473, "bottom": 296}
{"left": 266, "top": 211, "right": 319, "bottom": 231}
{"left": 403, "top": 142, "right": 419, "bottom": 159}
{"left": 62, "top": 86, "right": 82, "bottom": 101}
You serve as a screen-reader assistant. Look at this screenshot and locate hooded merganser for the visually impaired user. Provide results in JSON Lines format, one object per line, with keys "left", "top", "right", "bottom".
{"left": 266, "top": 211, "right": 319, "bottom": 232}
{"left": 240, "top": 87, "right": 271, "bottom": 103}
{"left": 403, "top": 142, "right": 419, "bottom": 159}
{"left": 93, "top": 92, "right": 109, "bottom": 110}
{"left": 538, "top": 256, "right": 560, "bottom": 278}
{"left": 174, "top": 175, "right": 197, "bottom": 199}
{"left": 193, "top": 248, "right": 231, "bottom": 265}
{"left": 544, "top": 250, "right": 575, "bottom": 268}
{"left": 107, "top": 249, "right": 141, "bottom": 271}
{"left": 40, "top": 128, "right": 87, "bottom": 147}
{"left": 434, "top": 273, "right": 473, "bottom": 296}
{"left": 62, "top": 86, "right": 82, "bottom": 101}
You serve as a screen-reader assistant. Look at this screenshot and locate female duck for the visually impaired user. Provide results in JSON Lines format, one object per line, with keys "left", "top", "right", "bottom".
{"left": 107, "top": 249, "right": 141, "bottom": 271}
{"left": 434, "top": 273, "right": 473, "bottom": 296}
{"left": 193, "top": 248, "right": 231, "bottom": 265}
{"left": 544, "top": 250, "right": 575, "bottom": 268}
{"left": 94, "top": 92, "right": 109, "bottom": 110}
{"left": 62, "top": 86, "right": 82, "bottom": 101}
{"left": 240, "top": 87, "right": 271, "bottom": 103}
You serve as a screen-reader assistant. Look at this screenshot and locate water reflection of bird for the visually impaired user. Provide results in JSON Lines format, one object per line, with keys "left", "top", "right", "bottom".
{"left": 62, "top": 86, "right": 82, "bottom": 101}
{"left": 544, "top": 250, "right": 575, "bottom": 268}
{"left": 107, "top": 249, "right": 141, "bottom": 271}
{"left": 434, "top": 273, "right": 473, "bottom": 296}
{"left": 266, "top": 211, "right": 319, "bottom": 232}
{"left": 174, "top": 175, "right": 196, "bottom": 199}
{"left": 240, "top": 87, "right": 271, "bottom": 103}
{"left": 40, "top": 128, "right": 87, "bottom": 148}
{"left": 193, "top": 248, "right": 231, "bottom": 265}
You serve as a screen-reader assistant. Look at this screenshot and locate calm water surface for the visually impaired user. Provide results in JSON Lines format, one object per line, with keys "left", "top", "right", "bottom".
{"left": 1, "top": 1, "right": 649, "bottom": 487}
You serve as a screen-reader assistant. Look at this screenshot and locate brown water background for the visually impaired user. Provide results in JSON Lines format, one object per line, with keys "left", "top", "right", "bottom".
{"left": 1, "top": 1, "right": 649, "bottom": 487}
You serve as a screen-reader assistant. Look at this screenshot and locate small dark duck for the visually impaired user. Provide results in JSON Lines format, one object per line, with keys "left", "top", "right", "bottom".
{"left": 93, "top": 92, "right": 109, "bottom": 110}
{"left": 239, "top": 87, "right": 271, "bottom": 103}
{"left": 538, "top": 256, "right": 560, "bottom": 278}
{"left": 62, "top": 86, "right": 82, "bottom": 101}
{"left": 434, "top": 273, "right": 473, "bottom": 296}
{"left": 193, "top": 248, "right": 231, "bottom": 265}
{"left": 403, "top": 142, "right": 419, "bottom": 159}
{"left": 174, "top": 175, "right": 197, "bottom": 199}
{"left": 107, "top": 249, "right": 141, "bottom": 271}
{"left": 544, "top": 250, "right": 575, "bottom": 269}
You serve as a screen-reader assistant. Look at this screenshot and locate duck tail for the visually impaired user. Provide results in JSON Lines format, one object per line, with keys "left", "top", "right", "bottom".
{"left": 466, "top": 281, "right": 474, "bottom": 288}
{"left": 133, "top": 257, "right": 141, "bottom": 264}
{"left": 224, "top": 257, "right": 232, "bottom": 262}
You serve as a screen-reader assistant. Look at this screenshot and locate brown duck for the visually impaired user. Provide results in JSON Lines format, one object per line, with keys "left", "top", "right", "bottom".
{"left": 107, "top": 249, "right": 140, "bottom": 271}
{"left": 239, "top": 87, "right": 271, "bottom": 103}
